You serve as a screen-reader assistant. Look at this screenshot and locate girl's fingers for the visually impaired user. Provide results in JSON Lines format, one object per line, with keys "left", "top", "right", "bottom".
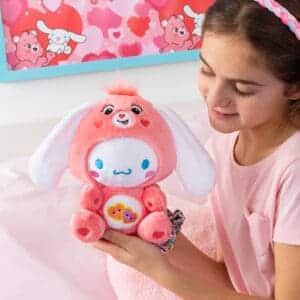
{"left": 92, "top": 239, "right": 130, "bottom": 262}
{"left": 103, "top": 230, "right": 138, "bottom": 250}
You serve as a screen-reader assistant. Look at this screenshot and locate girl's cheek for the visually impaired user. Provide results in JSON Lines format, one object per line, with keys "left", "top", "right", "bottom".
{"left": 198, "top": 74, "right": 208, "bottom": 100}
{"left": 237, "top": 103, "right": 263, "bottom": 126}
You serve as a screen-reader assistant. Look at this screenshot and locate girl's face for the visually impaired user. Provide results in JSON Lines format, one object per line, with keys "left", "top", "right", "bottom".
{"left": 198, "top": 32, "right": 290, "bottom": 133}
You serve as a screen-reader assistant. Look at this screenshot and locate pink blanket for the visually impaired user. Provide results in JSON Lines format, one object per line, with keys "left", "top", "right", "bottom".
{"left": 0, "top": 156, "right": 216, "bottom": 300}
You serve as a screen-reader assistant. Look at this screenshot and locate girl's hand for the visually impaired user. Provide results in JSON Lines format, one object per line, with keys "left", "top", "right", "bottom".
{"left": 92, "top": 230, "right": 172, "bottom": 279}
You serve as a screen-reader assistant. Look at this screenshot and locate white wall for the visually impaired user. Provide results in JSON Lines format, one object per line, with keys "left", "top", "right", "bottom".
{"left": 0, "top": 61, "right": 208, "bottom": 161}
{"left": 0, "top": 61, "right": 200, "bottom": 126}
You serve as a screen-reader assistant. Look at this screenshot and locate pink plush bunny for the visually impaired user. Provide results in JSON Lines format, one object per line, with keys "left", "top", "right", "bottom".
{"left": 29, "top": 83, "right": 215, "bottom": 246}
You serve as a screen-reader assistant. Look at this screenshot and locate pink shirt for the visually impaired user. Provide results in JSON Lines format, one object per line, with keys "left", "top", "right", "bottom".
{"left": 205, "top": 130, "right": 300, "bottom": 298}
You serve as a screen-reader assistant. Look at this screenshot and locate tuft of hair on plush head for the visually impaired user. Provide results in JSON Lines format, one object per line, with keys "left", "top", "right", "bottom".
{"left": 105, "top": 80, "right": 139, "bottom": 96}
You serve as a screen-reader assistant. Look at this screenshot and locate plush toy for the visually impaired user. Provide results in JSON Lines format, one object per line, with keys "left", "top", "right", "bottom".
{"left": 29, "top": 83, "right": 215, "bottom": 247}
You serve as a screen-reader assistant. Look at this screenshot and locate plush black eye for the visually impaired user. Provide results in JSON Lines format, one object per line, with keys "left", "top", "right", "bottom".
{"left": 131, "top": 104, "right": 143, "bottom": 115}
{"left": 102, "top": 105, "right": 114, "bottom": 115}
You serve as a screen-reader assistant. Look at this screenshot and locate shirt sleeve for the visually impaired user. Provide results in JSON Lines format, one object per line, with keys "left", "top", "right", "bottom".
{"left": 273, "top": 159, "right": 300, "bottom": 245}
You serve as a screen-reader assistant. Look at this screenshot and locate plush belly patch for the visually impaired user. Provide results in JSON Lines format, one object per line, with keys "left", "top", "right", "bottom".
{"left": 103, "top": 195, "right": 143, "bottom": 230}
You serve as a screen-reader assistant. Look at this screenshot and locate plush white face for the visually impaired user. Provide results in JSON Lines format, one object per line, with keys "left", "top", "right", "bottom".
{"left": 88, "top": 137, "right": 158, "bottom": 187}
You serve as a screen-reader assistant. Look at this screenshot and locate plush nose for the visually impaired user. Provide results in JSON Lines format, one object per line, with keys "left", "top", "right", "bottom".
{"left": 112, "top": 111, "right": 134, "bottom": 128}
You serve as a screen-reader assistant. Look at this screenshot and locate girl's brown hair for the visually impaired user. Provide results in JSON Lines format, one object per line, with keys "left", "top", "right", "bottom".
{"left": 202, "top": 0, "right": 300, "bottom": 126}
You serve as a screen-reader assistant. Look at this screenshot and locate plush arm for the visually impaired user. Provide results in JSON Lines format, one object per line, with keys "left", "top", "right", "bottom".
{"left": 141, "top": 184, "right": 167, "bottom": 212}
{"left": 79, "top": 185, "right": 104, "bottom": 212}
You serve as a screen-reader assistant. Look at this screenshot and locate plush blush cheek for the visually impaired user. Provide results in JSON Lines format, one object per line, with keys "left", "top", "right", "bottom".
{"left": 145, "top": 170, "right": 155, "bottom": 179}
{"left": 94, "top": 120, "right": 103, "bottom": 128}
{"left": 140, "top": 118, "right": 150, "bottom": 127}
{"left": 90, "top": 170, "right": 100, "bottom": 178}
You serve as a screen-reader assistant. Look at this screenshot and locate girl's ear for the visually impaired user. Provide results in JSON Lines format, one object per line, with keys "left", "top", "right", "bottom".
{"left": 157, "top": 107, "right": 216, "bottom": 196}
{"left": 29, "top": 103, "right": 93, "bottom": 189}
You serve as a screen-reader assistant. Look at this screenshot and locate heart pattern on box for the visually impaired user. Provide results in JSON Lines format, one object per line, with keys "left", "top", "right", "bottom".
{"left": 127, "top": 16, "right": 150, "bottom": 37}
{"left": 0, "top": 0, "right": 213, "bottom": 70}
{"left": 42, "top": 0, "right": 63, "bottom": 12}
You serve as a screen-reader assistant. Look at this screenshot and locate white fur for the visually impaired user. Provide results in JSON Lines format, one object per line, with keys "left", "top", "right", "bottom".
{"left": 29, "top": 103, "right": 93, "bottom": 189}
{"left": 158, "top": 107, "right": 215, "bottom": 196}
{"left": 88, "top": 138, "right": 158, "bottom": 187}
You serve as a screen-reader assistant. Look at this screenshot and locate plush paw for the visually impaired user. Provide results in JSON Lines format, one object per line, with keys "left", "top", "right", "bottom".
{"left": 80, "top": 186, "right": 104, "bottom": 212}
{"left": 71, "top": 209, "right": 106, "bottom": 242}
{"left": 142, "top": 185, "right": 167, "bottom": 212}
{"left": 137, "top": 211, "right": 172, "bottom": 244}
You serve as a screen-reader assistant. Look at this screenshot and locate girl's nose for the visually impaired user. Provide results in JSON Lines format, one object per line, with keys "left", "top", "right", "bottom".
{"left": 206, "top": 80, "right": 232, "bottom": 108}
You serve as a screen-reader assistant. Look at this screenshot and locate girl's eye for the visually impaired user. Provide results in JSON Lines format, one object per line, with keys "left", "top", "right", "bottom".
{"left": 131, "top": 105, "right": 143, "bottom": 115}
{"left": 95, "top": 159, "right": 104, "bottom": 170}
{"left": 102, "top": 105, "right": 114, "bottom": 115}
{"left": 200, "top": 67, "right": 214, "bottom": 77}
{"left": 141, "top": 159, "right": 150, "bottom": 170}
{"left": 174, "top": 27, "right": 179, "bottom": 33}
{"left": 234, "top": 84, "right": 256, "bottom": 97}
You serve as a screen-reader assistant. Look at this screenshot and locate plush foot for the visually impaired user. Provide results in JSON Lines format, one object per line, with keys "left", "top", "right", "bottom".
{"left": 71, "top": 209, "right": 106, "bottom": 242}
{"left": 137, "top": 211, "right": 172, "bottom": 244}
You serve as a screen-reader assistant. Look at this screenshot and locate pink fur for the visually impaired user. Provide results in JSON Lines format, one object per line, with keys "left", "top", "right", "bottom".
{"left": 68, "top": 89, "right": 176, "bottom": 183}
{"left": 69, "top": 85, "right": 177, "bottom": 244}
{"left": 138, "top": 211, "right": 172, "bottom": 244}
{"left": 105, "top": 82, "right": 139, "bottom": 96}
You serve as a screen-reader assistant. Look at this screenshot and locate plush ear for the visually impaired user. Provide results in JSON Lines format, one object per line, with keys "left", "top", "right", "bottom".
{"left": 29, "top": 103, "right": 93, "bottom": 189}
{"left": 157, "top": 107, "right": 215, "bottom": 196}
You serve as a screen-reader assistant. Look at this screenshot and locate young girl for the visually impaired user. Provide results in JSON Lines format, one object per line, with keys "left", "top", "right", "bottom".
{"left": 93, "top": 1, "right": 300, "bottom": 299}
